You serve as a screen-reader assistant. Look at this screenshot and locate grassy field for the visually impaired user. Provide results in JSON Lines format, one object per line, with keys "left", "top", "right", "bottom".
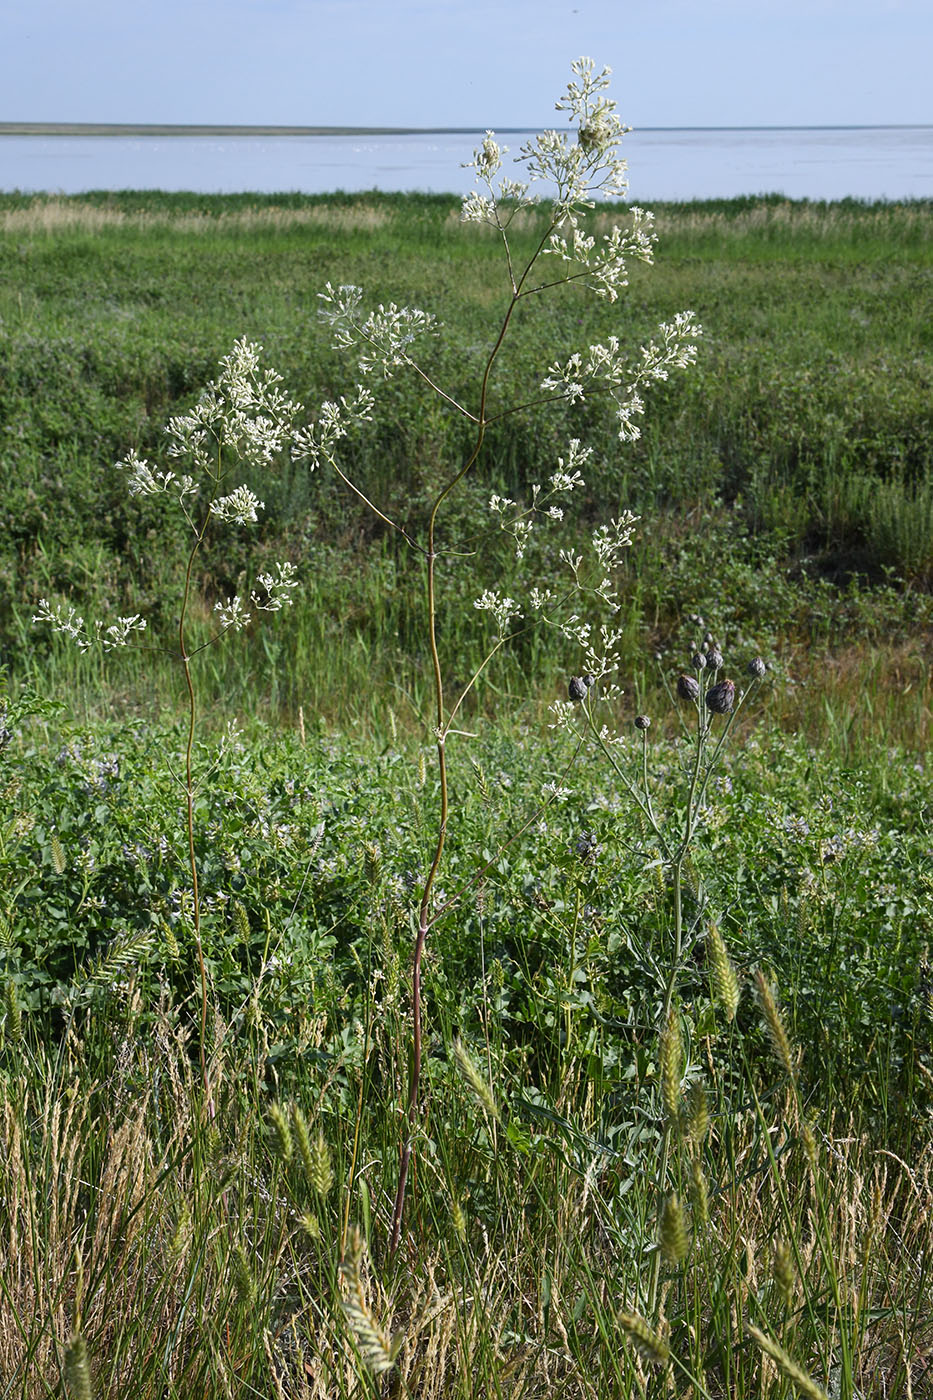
{"left": 1, "top": 181, "right": 932, "bottom": 1398}
{"left": 2, "top": 191, "right": 932, "bottom": 739}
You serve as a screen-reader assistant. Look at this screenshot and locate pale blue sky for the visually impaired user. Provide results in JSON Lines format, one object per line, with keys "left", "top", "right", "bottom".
{"left": 2, "top": 0, "right": 930, "bottom": 128}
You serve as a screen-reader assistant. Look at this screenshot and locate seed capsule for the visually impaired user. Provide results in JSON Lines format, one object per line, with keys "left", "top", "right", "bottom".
{"left": 634, "top": 715, "right": 651, "bottom": 730}
{"left": 705, "top": 678, "right": 735, "bottom": 714}
{"left": 707, "top": 648, "right": 724, "bottom": 671}
{"left": 691, "top": 651, "right": 707, "bottom": 670}
{"left": 676, "top": 674, "right": 700, "bottom": 703}
{"left": 568, "top": 676, "right": 588, "bottom": 701}
{"left": 748, "top": 656, "right": 767, "bottom": 678}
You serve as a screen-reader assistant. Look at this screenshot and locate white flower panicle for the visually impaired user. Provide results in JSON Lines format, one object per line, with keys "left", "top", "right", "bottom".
{"left": 214, "top": 595, "right": 251, "bottom": 632}
{"left": 250, "top": 561, "right": 299, "bottom": 611}
{"left": 461, "top": 133, "right": 538, "bottom": 227}
{"left": 292, "top": 384, "right": 375, "bottom": 471}
{"left": 592, "top": 513, "right": 640, "bottom": 568}
{"left": 119, "top": 449, "right": 198, "bottom": 502}
{"left": 473, "top": 590, "right": 523, "bottom": 637}
{"left": 543, "top": 206, "right": 657, "bottom": 303}
{"left": 521, "top": 58, "right": 631, "bottom": 208}
{"left": 164, "top": 337, "right": 302, "bottom": 471}
{"left": 212, "top": 485, "right": 264, "bottom": 525}
{"left": 489, "top": 439, "right": 591, "bottom": 560}
{"left": 33, "top": 600, "right": 147, "bottom": 652}
{"left": 551, "top": 439, "right": 591, "bottom": 492}
{"left": 38, "top": 340, "right": 300, "bottom": 659}
{"left": 541, "top": 312, "right": 701, "bottom": 441}
{"left": 460, "top": 59, "right": 628, "bottom": 229}
{"left": 317, "top": 282, "right": 438, "bottom": 378}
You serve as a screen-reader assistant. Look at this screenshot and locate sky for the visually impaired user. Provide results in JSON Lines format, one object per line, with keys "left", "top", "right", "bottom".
{"left": 1, "top": 0, "right": 931, "bottom": 130}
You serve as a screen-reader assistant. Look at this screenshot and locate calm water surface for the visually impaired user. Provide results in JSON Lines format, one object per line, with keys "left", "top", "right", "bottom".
{"left": 1, "top": 127, "right": 931, "bottom": 201}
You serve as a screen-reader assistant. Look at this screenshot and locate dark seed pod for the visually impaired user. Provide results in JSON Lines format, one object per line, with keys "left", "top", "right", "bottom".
{"left": 568, "top": 676, "right": 588, "bottom": 701}
{"left": 582, "top": 673, "right": 596, "bottom": 688}
{"left": 748, "top": 656, "right": 767, "bottom": 678}
{"left": 575, "top": 831, "right": 600, "bottom": 863}
{"left": 707, "top": 648, "right": 724, "bottom": 671}
{"left": 634, "top": 714, "right": 651, "bottom": 730}
{"left": 706, "top": 678, "right": 736, "bottom": 714}
{"left": 691, "top": 652, "right": 707, "bottom": 670}
{"left": 677, "top": 674, "right": 700, "bottom": 703}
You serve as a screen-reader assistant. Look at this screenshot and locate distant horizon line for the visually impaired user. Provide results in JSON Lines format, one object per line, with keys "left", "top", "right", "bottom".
{"left": 1, "top": 121, "right": 931, "bottom": 137}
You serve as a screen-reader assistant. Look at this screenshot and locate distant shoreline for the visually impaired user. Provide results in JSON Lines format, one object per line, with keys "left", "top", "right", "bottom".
{"left": 1, "top": 122, "right": 931, "bottom": 137}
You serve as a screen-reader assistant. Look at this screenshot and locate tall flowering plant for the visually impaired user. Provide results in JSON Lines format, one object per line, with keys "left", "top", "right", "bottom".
{"left": 293, "top": 58, "right": 702, "bottom": 1251}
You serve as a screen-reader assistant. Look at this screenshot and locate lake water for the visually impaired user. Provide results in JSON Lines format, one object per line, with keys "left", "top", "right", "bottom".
{"left": 1, "top": 127, "right": 931, "bottom": 202}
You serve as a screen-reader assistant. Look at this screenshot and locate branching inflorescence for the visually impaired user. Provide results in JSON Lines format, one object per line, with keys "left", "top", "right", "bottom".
{"left": 291, "top": 57, "right": 703, "bottom": 1254}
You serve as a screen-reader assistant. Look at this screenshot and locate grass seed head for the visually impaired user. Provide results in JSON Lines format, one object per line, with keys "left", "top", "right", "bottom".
{"left": 267, "top": 1101, "right": 293, "bottom": 1163}
{"left": 453, "top": 1036, "right": 500, "bottom": 1121}
{"left": 617, "top": 1309, "right": 670, "bottom": 1367}
{"left": 686, "top": 1079, "right": 710, "bottom": 1144}
{"left": 659, "top": 1008, "right": 683, "bottom": 1130}
{"left": 64, "top": 1333, "right": 94, "bottom": 1400}
{"left": 3, "top": 978, "right": 23, "bottom": 1045}
{"left": 659, "top": 1193, "right": 689, "bottom": 1264}
{"left": 707, "top": 922, "right": 740, "bottom": 1022}
{"left": 754, "top": 968, "right": 797, "bottom": 1084}
{"left": 51, "top": 831, "right": 67, "bottom": 875}
{"left": 746, "top": 1323, "right": 829, "bottom": 1400}
{"left": 341, "top": 1226, "right": 401, "bottom": 1376}
{"left": 232, "top": 902, "right": 250, "bottom": 942}
{"left": 689, "top": 1157, "right": 710, "bottom": 1231}
{"left": 233, "top": 1243, "right": 258, "bottom": 1308}
{"left": 773, "top": 1239, "right": 795, "bottom": 1307}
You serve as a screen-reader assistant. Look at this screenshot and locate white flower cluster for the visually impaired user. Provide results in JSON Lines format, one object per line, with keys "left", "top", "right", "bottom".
{"left": 317, "top": 282, "right": 438, "bottom": 378}
{"left": 522, "top": 58, "right": 631, "bottom": 207}
{"left": 473, "top": 590, "right": 523, "bottom": 637}
{"left": 592, "top": 513, "right": 640, "bottom": 569}
{"left": 214, "top": 595, "right": 251, "bottom": 632}
{"left": 541, "top": 311, "right": 701, "bottom": 442}
{"left": 214, "top": 562, "right": 300, "bottom": 633}
{"left": 37, "top": 341, "right": 301, "bottom": 659}
{"left": 489, "top": 439, "right": 591, "bottom": 560}
{"left": 542, "top": 205, "right": 657, "bottom": 303}
{"left": 460, "top": 58, "right": 631, "bottom": 237}
{"left": 250, "top": 560, "right": 299, "bottom": 611}
{"left": 212, "top": 485, "right": 264, "bottom": 525}
{"left": 164, "top": 337, "right": 302, "bottom": 471}
{"left": 292, "top": 383, "right": 375, "bottom": 472}
{"left": 120, "top": 448, "right": 198, "bottom": 502}
{"left": 33, "top": 599, "right": 147, "bottom": 652}
{"left": 461, "top": 131, "right": 536, "bottom": 227}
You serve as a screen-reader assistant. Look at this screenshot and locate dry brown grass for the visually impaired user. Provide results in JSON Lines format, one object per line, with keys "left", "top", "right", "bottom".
{"left": 3, "top": 998, "right": 930, "bottom": 1399}
{"left": 0, "top": 199, "right": 394, "bottom": 235}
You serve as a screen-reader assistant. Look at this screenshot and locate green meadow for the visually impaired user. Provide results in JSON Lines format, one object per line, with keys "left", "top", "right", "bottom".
{"left": 0, "top": 188, "right": 931, "bottom": 1398}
